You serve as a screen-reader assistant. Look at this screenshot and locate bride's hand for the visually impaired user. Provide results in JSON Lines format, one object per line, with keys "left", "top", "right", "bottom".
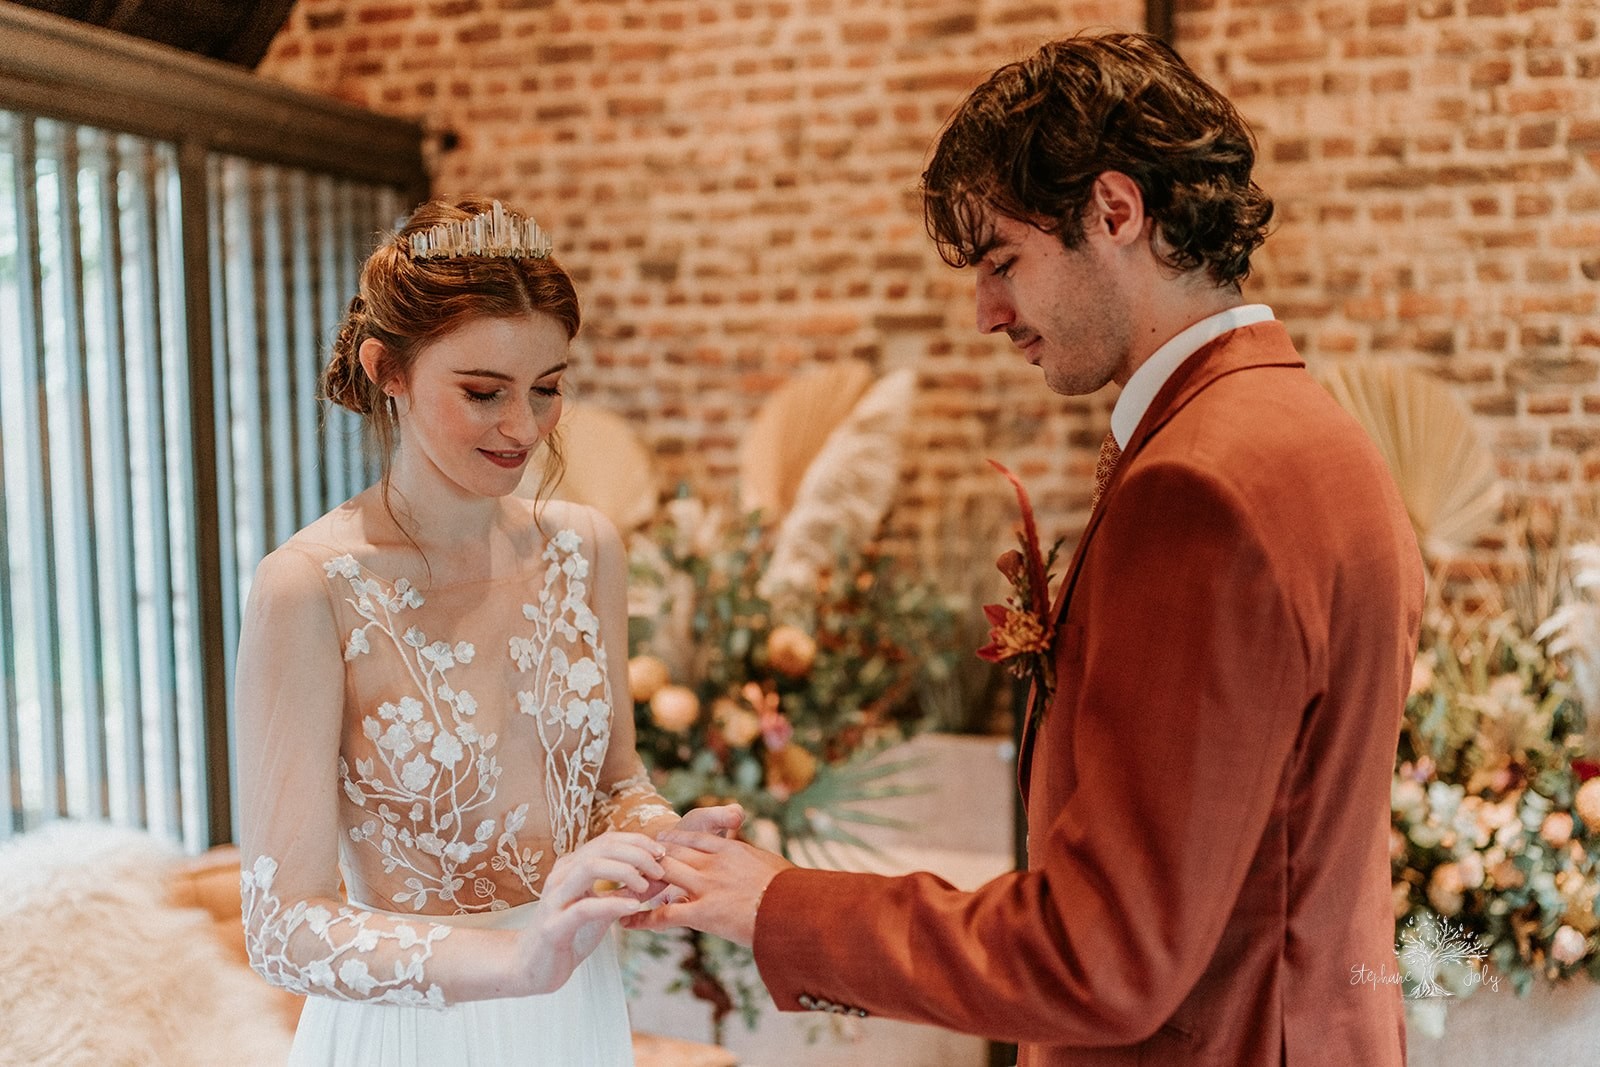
{"left": 628, "top": 803, "right": 745, "bottom": 907}
{"left": 513, "top": 831, "right": 665, "bottom": 994}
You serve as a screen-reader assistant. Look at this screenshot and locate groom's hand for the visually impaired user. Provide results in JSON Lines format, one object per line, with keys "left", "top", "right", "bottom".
{"left": 610, "top": 804, "right": 745, "bottom": 903}
{"left": 619, "top": 829, "right": 793, "bottom": 947}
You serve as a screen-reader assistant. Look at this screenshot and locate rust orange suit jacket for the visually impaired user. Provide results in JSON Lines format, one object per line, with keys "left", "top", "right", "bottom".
{"left": 752, "top": 321, "right": 1424, "bottom": 1065}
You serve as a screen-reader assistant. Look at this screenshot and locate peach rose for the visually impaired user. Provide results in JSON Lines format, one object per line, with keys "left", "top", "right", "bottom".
{"left": 767, "top": 625, "right": 817, "bottom": 677}
{"left": 1542, "top": 812, "right": 1575, "bottom": 848}
{"left": 713, "top": 698, "right": 762, "bottom": 748}
{"left": 1484, "top": 857, "right": 1523, "bottom": 895}
{"left": 764, "top": 743, "right": 818, "bottom": 798}
{"left": 628, "top": 655, "right": 671, "bottom": 703}
{"left": 1427, "top": 863, "right": 1465, "bottom": 917}
{"left": 1391, "top": 779, "right": 1426, "bottom": 819}
{"left": 1576, "top": 778, "right": 1600, "bottom": 831}
{"left": 1551, "top": 925, "right": 1588, "bottom": 966}
{"left": 649, "top": 685, "right": 701, "bottom": 733}
{"left": 1392, "top": 881, "right": 1413, "bottom": 920}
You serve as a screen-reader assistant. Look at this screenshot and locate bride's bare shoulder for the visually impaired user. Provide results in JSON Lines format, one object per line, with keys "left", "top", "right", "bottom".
{"left": 512, "top": 497, "right": 618, "bottom": 549}
{"left": 281, "top": 489, "right": 394, "bottom": 552}
{"left": 255, "top": 489, "right": 395, "bottom": 578}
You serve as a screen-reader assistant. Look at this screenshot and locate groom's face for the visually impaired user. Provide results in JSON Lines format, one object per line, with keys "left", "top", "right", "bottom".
{"left": 971, "top": 211, "right": 1134, "bottom": 397}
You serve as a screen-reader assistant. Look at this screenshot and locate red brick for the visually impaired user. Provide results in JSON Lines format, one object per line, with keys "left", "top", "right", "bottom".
{"left": 909, "top": 13, "right": 977, "bottom": 40}
{"left": 1473, "top": 394, "right": 1519, "bottom": 416}
{"left": 1508, "top": 87, "right": 1573, "bottom": 113}
{"left": 1370, "top": 69, "right": 1411, "bottom": 92}
{"left": 358, "top": 4, "right": 413, "bottom": 23}
{"left": 1528, "top": 395, "right": 1574, "bottom": 416}
{"left": 457, "top": 22, "right": 501, "bottom": 44}
{"left": 607, "top": 97, "right": 665, "bottom": 118}
{"left": 841, "top": 20, "right": 890, "bottom": 44}
{"left": 1514, "top": 192, "right": 1554, "bottom": 217}
{"left": 1527, "top": 53, "right": 1567, "bottom": 77}
{"left": 1368, "top": 3, "right": 1409, "bottom": 25}
{"left": 1527, "top": 259, "right": 1571, "bottom": 284}
{"left": 1470, "top": 58, "right": 1514, "bottom": 87}
{"left": 1272, "top": 138, "right": 1311, "bottom": 163}
{"left": 1244, "top": 40, "right": 1328, "bottom": 64}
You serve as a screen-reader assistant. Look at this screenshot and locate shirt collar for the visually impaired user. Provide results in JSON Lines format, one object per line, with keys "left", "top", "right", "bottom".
{"left": 1109, "top": 304, "right": 1277, "bottom": 448}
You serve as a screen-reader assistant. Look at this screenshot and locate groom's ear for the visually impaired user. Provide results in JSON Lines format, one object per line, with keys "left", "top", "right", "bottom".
{"left": 1086, "top": 170, "right": 1148, "bottom": 246}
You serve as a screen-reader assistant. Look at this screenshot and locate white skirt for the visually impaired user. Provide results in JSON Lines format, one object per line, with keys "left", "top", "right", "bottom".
{"left": 287, "top": 900, "right": 634, "bottom": 1067}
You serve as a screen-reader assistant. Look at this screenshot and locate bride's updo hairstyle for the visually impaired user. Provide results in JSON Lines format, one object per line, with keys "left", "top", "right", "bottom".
{"left": 322, "top": 196, "right": 579, "bottom": 501}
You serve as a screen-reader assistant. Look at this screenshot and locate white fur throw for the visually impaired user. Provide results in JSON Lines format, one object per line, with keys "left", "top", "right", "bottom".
{"left": 0, "top": 820, "right": 293, "bottom": 1066}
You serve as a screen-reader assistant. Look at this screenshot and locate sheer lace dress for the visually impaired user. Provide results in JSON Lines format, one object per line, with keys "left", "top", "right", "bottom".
{"left": 234, "top": 500, "right": 675, "bottom": 1008}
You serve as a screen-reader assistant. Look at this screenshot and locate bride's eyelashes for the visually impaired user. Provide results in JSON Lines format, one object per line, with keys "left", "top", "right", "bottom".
{"left": 461, "top": 383, "right": 562, "bottom": 404}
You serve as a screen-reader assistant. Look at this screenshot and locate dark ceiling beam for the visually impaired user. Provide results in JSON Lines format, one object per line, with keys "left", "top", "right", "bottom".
{"left": 0, "top": 4, "right": 427, "bottom": 196}
{"left": 7, "top": 0, "right": 298, "bottom": 68}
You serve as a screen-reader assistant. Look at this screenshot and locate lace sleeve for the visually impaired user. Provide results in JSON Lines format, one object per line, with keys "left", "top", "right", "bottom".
{"left": 588, "top": 761, "right": 677, "bottom": 837}
{"left": 234, "top": 545, "right": 519, "bottom": 1008}
{"left": 584, "top": 510, "right": 680, "bottom": 841}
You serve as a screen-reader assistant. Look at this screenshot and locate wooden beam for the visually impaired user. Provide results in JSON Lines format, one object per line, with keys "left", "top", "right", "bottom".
{"left": 12, "top": 0, "right": 300, "bottom": 68}
{"left": 1146, "top": 0, "right": 1176, "bottom": 45}
{"left": 0, "top": 3, "right": 425, "bottom": 191}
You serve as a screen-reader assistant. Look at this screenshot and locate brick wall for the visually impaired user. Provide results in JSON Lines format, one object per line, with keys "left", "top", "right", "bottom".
{"left": 258, "top": 0, "right": 1142, "bottom": 579}
{"left": 1177, "top": 0, "right": 1600, "bottom": 551}
{"left": 259, "top": 0, "right": 1600, "bottom": 576}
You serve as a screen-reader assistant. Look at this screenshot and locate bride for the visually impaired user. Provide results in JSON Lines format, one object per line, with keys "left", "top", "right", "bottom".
{"left": 233, "top": 197, "right": 740, "bottom": 1066}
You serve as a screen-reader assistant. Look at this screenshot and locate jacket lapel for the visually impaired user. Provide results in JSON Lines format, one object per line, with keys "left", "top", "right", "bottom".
{"left": 1015, "top": 321, "right": 1304, "bottom": 806}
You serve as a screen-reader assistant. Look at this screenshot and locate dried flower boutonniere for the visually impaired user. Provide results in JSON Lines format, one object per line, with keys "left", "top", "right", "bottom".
{"left": 977, "top": 460, "right": 1064, "bottom": 729}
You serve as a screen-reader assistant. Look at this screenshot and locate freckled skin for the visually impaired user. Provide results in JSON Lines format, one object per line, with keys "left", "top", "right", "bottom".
{"left": 374, "top": 313, "right": 569, "bottom": 505}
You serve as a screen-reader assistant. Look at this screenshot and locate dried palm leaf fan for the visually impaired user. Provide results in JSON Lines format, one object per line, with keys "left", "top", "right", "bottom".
{"left": 759, "top": 368, "right": 918, "bottom": 601}
{"left": 515, "top": 403, "right": 659, "bottom": 533}
{"left": 1314, "top": 362, "right": 1501, "bottom": 559}
{"left": 738, "top": 362, "right": 875, "bottom": 519}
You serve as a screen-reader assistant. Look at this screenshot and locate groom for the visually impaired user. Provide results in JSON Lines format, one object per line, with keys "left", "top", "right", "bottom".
{"left": 629, "top": 32, "right": 1423, "bottom": 1066}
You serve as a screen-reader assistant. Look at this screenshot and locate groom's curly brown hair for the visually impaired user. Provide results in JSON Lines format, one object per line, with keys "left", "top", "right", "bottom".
{"left": 921, "top": 32, "right": 1274, "bottom": 289}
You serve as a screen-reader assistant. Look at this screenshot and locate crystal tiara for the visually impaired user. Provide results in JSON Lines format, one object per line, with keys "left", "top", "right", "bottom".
{"left": 407, "top": 200, "right": 553, "bottom": 260}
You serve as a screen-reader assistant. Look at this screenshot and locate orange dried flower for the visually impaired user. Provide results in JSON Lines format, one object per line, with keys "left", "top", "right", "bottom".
{"left": 979, "top": 606, "right": 1050, "bottom": 662}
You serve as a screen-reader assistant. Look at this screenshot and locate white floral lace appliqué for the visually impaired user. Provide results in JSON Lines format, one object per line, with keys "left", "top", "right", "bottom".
{"left": 241, "top": 854, "right": 451, "bottom": 1007}
{"left": 327, "top": 553, "right": 545, "bottom": 912}
{"left": 509, "top": 529, "right": 616, "bottom": 856}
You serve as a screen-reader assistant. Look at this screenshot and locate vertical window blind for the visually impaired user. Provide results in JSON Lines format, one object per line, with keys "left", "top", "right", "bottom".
{"left": 0, "top": 8, "right": 423, "bottom": 850}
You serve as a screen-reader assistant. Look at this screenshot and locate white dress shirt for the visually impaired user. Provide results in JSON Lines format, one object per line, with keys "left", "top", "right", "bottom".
{"left": 1109, "top": 304, "right": 1276, "bottom": 449}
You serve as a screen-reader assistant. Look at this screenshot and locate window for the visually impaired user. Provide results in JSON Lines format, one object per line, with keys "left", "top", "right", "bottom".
{"left": 0, "top": 6, "right": 425, "bottom": 850}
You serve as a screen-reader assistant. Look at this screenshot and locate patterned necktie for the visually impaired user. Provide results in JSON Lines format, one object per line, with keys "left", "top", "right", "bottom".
{"left": 1091, "top": 431, "right": 1121, "bottom": 514}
